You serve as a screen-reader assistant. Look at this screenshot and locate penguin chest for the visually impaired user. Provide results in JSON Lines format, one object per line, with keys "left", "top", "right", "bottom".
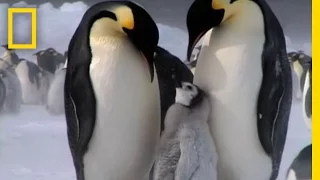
{"left": 193, "top": 12, "right": 273, "bottom": 179}
{"left": 85, "top": 42, "right": 161, "bottom": 179}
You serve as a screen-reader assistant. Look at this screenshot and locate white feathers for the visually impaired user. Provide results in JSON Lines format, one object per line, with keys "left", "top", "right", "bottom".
{"left": 193, "top": 1, "right": 272, "bottom": 180}
{"left": 175, "top": 82, "right": 198, "bottom": 106}
{"left": 82, "top": 19, "right": 161, "bottom": 180}
{"left": 46, "top": 68, "right": 66, "bottom": 115}
{"left": 154, "top": 85, "right": 217, "bottom": 180}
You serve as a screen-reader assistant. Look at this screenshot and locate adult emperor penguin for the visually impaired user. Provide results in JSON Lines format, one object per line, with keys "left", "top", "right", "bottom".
{"left": 15, "top": 59, "right": 48, "bottom": 105}
{"left": 301, "top": 63, "right": 312, "bottom": 130}
{"left": 287, "top": 51, "right": 312, "bottom": 100}
{"left": 64, "top": 1, "right": 160, "bottom": 180}
{"left": 0, "top": 69, "right": 22, "bottom": 113}
{"left": 186, "top": 0, "right": 292, "bottom": 180}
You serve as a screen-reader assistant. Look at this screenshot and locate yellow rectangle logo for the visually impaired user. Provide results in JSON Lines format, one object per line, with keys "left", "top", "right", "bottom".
{"left": 7, "top": 8, "right": 37, "bottom": 49}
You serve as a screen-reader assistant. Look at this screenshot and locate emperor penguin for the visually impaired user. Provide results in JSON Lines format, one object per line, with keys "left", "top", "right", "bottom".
{"left": 0, "top": 69, "right": 22, "bottom": 113}
{"left": 287, "top": 51, "right": 312, "bottom": 100}
{"left": 1, "top": 44, "right": 22, "bottom": 67}
{"left": 301, "top": 63, "right": 311, "bottom": 130}
{"left": 153, "top": 82, "right": 217, "bottom": 180}
{"left": 15, "top": 59, "right": 48, "bottom": 105}
{"left": 46, "top": 48, "right": 66, "bottom": 71}
{"left": 186, "top": 0, "right": 293, "bottom": 180}
{"left": 286, "top": 144, "right": 312, "bottom": 180}
{"left": 64, "top": 1, "right": 161, "bottom": 180}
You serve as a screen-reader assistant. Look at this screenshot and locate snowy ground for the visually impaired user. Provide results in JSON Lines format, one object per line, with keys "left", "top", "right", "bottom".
{"left": 0, "top": 1, "right": 311, "bottom": 180}
{"left": 0, "top": 100, "right": 311, "bottom": 180}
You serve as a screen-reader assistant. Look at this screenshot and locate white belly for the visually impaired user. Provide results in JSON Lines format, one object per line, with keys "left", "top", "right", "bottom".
{"left": 194, "top": 3, "right": 272, "bottom": 180}
{"left": 15, "top": 61, "right": 44, "bottom": 105}
{"left": 84, "top": 37, "right": 161, "bottom": 180}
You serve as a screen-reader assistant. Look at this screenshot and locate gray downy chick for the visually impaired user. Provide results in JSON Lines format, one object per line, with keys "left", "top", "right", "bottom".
{"left": 153, "top": 82, "right": 217, "bottom": 180}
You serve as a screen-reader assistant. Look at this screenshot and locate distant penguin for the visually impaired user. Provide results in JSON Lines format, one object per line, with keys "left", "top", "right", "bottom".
{"left": 15, "top": 59, "right": 47, "bottom": 105}
{"left": 65, "top": 2, "right": 161, "bottom": 180}
{"left": 46, "top": 67, "right": 66, "bottom": 115}
{"left": 0, "top": 74, "right": 5, "bottom": 112}
{"left": 46, "top": 48, "right": 66, "bottom": 72}
{"left": 1, "top": 44, "right": 22, "bottom": 67}
{"left": 153, "top": 82, "right": 217, "bottom": 180}
{"left": 0, "top": 69, "right": 22, "bottom": 113}
{"left": 33, "top": 48, "right": 64, "bottom": 74}
{"left": 154, "top": 46, "right": 193, "bottom": 131}
{"left": 286, "top": 144, "right": 311, "bottom": 180}
{"left": 288, "top": 51, "right": 312, "bottom": 100}
{"left": 302, "top": 64, "right": 311, "bottom": 130}
{"left": 186, "top": 0, "right": 292, "bottom": 180}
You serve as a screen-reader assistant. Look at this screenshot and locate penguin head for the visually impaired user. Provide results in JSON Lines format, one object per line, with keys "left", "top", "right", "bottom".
{"left": 175, "top": 82, "right": 204, "bottom": 107}
{"left": 186, "top": 0, "right": 238, "bottom": 60}
{"left": 71, "top": 1, "right": 159, "bottom": 82}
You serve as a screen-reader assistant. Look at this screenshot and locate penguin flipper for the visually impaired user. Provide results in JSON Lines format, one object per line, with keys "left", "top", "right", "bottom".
{"left": 64, "top": 65, "right": 96, "bottom": 180}
{"left": 257, "top": 49, "right": 292, "bottom": 178}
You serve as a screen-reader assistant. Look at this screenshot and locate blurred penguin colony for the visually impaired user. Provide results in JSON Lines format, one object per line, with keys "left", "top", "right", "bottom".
{"left": 1, "top": 44, "right": 310, "bottom": 117}
{"left": 0, "top": 45, "right": 67, "bottom": 115}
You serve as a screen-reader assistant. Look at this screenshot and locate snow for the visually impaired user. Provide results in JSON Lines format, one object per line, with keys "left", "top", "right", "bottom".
{"left": 0, "top": 1, "right": 311, "bottom": 180}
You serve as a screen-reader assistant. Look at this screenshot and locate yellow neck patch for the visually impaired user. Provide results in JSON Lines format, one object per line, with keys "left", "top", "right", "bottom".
{"left": 212, "top": 0, "right": 230, "bottom": 9}
{"left": 113, "top": 6, "right": 134, "bottom": 30}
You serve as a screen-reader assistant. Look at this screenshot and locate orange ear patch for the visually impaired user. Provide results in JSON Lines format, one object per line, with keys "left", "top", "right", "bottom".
{"left": 113, "top": 6, "right": 134, "bottom": 30}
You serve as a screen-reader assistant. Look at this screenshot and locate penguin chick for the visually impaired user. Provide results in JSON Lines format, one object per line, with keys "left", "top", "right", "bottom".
{"left": 153, "top": 82, "right": 217, "bottom": 180}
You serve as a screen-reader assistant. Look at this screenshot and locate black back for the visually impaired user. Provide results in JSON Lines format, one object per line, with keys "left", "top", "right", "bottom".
{"left": 154, "top": 46, "right": 194, "bottom": 132}
{"left": 36, "top": 48, "right": 65, "bottom": 74}
{"left": 287, "top": 144, "right": 312, "bottom": 179}
{"left": 0, "top": 72, "right": 6, "bottom": 112}
{"left": 10, "top": 52, "right": 21, "bottom": 66}
{"left": 252, "top": 1, "right": 292, "bottom": 179}
{"left": 24, "top": 60, "right": 41, "bottom": 89}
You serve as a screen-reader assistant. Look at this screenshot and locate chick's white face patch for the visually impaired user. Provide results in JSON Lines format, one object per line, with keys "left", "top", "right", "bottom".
{"left": 175, "top": 82, "right": 198, "bottom": 106}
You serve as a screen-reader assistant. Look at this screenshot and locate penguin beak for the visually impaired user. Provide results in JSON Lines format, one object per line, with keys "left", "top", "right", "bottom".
{"left": 186, "top": 0, "right": 227, "bottom": 61}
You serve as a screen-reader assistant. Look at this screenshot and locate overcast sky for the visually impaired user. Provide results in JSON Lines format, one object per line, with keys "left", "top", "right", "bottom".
{"left": 4, "top": 0, "right": 312, "bottom": 44}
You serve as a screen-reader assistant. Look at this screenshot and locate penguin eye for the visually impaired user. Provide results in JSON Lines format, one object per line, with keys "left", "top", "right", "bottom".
{"left": 186, "top": 85, "right": 193, "bottom": 90}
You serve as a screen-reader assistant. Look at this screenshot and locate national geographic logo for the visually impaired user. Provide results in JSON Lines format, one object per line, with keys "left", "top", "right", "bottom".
{"left": 7, "top": 8, "right": 37, "bottom": 49}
